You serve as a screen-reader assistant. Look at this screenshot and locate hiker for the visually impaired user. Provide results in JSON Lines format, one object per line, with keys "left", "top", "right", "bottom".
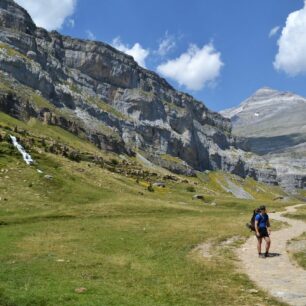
{"left": 255, "top": 205, "right": 271, "bottom": 258}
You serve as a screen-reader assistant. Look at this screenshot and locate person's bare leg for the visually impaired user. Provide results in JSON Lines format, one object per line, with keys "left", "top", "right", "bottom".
{"left": 264, "top": 237, "right": 271, "bottom": 254}
{"left": 257, "top": 237, "right": 262, "bottom": 254}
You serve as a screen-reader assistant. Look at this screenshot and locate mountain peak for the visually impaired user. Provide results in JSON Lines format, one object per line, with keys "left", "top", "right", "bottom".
{"left": 247, "top": 86, "right": 306, "bottom": 104}
{"left": 221, "top": 86, "right": 306, "bottom": 120}
{"left": 253, "top": 87, "right": 279, "bottom": 96}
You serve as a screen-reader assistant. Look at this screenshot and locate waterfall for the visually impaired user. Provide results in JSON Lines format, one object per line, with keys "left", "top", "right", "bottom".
{"left": 10, "top": 135, "right": 34, "bottom": 165}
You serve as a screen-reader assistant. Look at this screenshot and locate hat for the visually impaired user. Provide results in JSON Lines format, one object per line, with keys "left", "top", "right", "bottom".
{"left": 259, "top": 205, "right": 266, "bottom": 211}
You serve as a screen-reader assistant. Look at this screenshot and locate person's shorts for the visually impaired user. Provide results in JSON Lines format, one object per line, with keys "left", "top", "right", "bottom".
{"left": 257, "top": 228, "right": 269, "bottom": 238}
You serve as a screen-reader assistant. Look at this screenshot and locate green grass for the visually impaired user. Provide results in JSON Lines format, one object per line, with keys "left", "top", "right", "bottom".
{"left": 162, "top": 100, "right": 186, "bottom": 114}
{"left": 285, "top": 205, "right": 306, "bottom": 221}
{"left": 30, "top": 93, "right": 55, "bottom": 110}
{"left": 0, "top": 43, "right": 30, "bottom": 61}
{"left": 160, "top": 154, "right": 185, "bottom": 164}
{"left": 288, "top": 232, "right": 306, "bottom": 270}
{"left": 0, "top": 111, "right": 293, "bottom": 305}
{"left": 68, "top": 82, "right": 82, "bottom": 95}
{"left": 86, "top": 96, "right": 128, "bottom": 121}
{"left": 286, "top": 205, "right": 306, "bottom": 270}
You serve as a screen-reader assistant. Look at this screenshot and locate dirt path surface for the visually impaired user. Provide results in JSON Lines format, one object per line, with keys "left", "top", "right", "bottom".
{"left": 238, "top": 204, "right": 306, "bottom": 306}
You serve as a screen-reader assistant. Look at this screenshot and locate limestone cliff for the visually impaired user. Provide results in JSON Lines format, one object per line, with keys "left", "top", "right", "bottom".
{"left": 0, "top": 0, "right": 281, "bottom": 186}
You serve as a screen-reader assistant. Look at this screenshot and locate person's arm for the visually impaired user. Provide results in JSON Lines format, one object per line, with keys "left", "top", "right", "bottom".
{"left": 255, "top": 219, "right": 260, "bottom": 237}
{"left": 267, "top": 216, "right": 271, "bottom": 234}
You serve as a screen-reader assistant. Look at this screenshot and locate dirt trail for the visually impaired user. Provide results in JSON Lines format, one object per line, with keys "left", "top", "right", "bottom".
{"left": 238, "top": 204, "right": 306, "bottom": 306}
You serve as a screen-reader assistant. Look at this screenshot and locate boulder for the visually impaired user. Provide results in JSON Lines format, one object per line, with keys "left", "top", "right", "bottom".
{"left": 26, "top": 51, "right": 37, "bottom": 60}
{"left": 153, "top": 182, "right": 166, "bottom": 188}
{"left": 192, "top": 195, "right": 204, "bottom": 200}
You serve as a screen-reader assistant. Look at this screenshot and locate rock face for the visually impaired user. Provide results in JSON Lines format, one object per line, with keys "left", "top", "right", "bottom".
{"left": 0, "top": 0, "right": 295, "bottom": 189}
{"left": 221, "top": 87, "right": 306, "bottom": 152}
{"left": 221, "top": 87, "right": 306, "bottom": 191}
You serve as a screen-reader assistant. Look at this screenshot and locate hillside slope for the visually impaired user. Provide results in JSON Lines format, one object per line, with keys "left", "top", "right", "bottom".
{"left": 0, "top": 99, "right": 295, "bottom": 306}
{"left": 0, "top": 0, "right": 303, "bottom": 190}
{"left": 0, "top": 0, "right": 302, "bottom": 188}
{"left": 0, "top": 0, "right": 234, "bottom": 174}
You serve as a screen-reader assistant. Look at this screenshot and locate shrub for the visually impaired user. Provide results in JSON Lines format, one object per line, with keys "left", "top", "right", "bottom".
{"left": 68, "top": 151, "right": 81, "bottom": 162}
{"left": 186, "top": 186, "right": 196, "bottom": 193}
{"left": 110, "top": 158, "right": 119, "bottom": 166}
{"left": 147, "top": 184, "right": 154, "bottom": 192}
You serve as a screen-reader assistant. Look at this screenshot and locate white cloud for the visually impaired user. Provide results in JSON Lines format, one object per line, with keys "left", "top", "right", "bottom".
{"left": 274, "top": 0, "right": 306, "bottom": 75}
{"left": 157, "top": 43, "right": 223, "bottom": 91}
{"left": 86, "top": 30, "right": 96, "bottom": 40}
{"left": 67, "top": 18, "right": 75, "bottom": 28}
{"left": 15, "top": 0, "right": 76, "bottom": 31}
{"left": 269, "top": 26, "right": 280, "bottom": 38}
{"left": 112, "top": 37, "right": 149, "bottom": 68}
{"left": 157, "top": 32, "right": 176, "bottom": 56}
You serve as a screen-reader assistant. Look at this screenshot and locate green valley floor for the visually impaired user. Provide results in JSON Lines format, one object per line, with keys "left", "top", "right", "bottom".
{"left": 0, "top": 111, "right": 303, "bottom": 306}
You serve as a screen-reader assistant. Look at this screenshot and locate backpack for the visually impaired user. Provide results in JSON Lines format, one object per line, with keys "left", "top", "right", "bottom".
{"left": 246, "top": 209, "right": 260, "bottom": 232}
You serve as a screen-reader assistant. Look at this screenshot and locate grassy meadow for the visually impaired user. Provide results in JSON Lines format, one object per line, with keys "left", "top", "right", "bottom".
{"left": 286, "top": 205, "right": 306, "bottom": 270}
{"left": 0, "top": 111, "right": 295, "bottom": 305}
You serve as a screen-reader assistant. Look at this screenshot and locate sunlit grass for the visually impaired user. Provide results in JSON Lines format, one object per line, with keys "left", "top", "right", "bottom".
{"left": 0, "top": 111, "right": 292, "bottom": 305}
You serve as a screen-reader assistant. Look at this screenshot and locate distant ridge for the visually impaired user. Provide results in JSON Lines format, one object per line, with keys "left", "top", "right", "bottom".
{"left": 221, "top": 87, "right": 306, "bottom": 137}
{"left": 221, "top": 87, "right": 306, "bottom": 191}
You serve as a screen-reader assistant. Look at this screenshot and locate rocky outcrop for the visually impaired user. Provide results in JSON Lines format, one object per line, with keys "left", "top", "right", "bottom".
{"left": 0, "top": 0, "right": 291, "bottom": 188}
{"left": 0, "top": 92, "right": 129, "bottom": 154}
{"left": 0, "top": 0, "right": 35, "bottom": 34}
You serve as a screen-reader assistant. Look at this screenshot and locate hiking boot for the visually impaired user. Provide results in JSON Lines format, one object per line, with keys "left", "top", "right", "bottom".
{"left": 258, "top": 253, "right": 266, "bottom": 258}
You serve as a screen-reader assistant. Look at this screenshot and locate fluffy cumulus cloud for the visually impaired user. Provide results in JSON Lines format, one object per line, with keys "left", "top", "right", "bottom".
{"left": 157, "top": 32, "right": 176, "bottom": 56}
{"left": 157, "top": 43, "right": 223, "bottom": 91}
{"left": 112, "top": 37, "right": 149, "bottom": 68}
{"left": 269, "top": 26, "right": 280, "bottom": 38}
{"left": 15, "top": 0, "right": 76, "bottom": 30}
{"left": 274, "top": 1, "right": 306, "bottom": 75}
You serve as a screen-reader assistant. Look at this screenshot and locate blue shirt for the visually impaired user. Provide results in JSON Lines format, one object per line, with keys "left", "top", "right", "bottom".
{"left": 255, "top": 214, "right": 269, "bottom": 228}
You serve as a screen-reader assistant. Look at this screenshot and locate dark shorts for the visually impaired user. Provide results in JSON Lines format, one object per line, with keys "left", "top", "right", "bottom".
{"left": 257, "top": 227, "right": 269, "bottom": 238}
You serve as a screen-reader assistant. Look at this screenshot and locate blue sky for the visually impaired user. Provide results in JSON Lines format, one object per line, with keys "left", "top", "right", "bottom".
{"left": 16, "top": 0, "right": 306, "bottom": 111}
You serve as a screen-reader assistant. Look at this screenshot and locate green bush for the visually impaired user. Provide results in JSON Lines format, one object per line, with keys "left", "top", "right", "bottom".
{"left": 68, "top": 151, "right": 81, "bottom": 162}
{"left": 110, "top": 158, "right": 119, "bottom": 166}
{"left": 147, "top": 184, "right": 154, "bottom": 192}
{"left": 186, "top": 186, "right": 196, "bottom": 192}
